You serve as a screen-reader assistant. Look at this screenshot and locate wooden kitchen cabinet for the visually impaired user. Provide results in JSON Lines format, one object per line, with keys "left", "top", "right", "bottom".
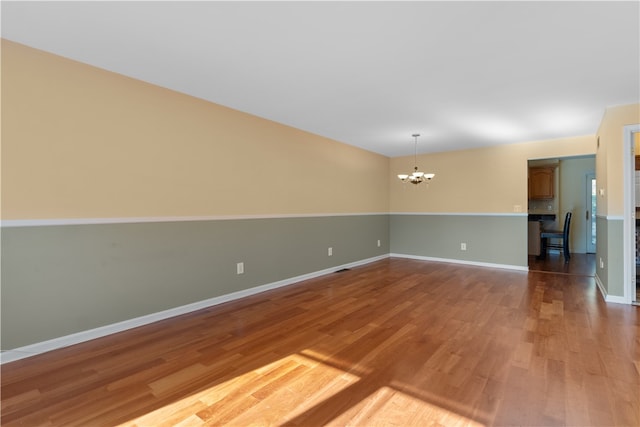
{"left": 528, "top": 167, "right": 554, "bottom": 199}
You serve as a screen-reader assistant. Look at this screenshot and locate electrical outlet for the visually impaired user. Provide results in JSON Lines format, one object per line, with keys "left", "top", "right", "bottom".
{"left": 461, "top": 243, "right": 467, "bottom": 251}
{"left": 599, "top": 258, "right": 604, "bottom": 269}
{"left": 236, "top": 262, "right": 244, "bottom": 275}
{"left": 513, "top": 205, "right": 522, "bottom": 213}
{"left": 377, "top": 239, "right": 381, "bottom": 247}
{"left": 328, "top": 247, "right": 333, "bottom": 256}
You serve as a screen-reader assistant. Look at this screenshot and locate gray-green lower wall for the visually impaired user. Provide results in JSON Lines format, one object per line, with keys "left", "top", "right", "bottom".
{"left": 595, "top": 216, "right": 624, "bottom": 299}
{"left": 1, "top": 215, "right": 390, "bottom": 351}
{"left": 1, "top": 213, "right": 533, "bottom": 356}
{"left": 390, "top": 214, "right": 528, "bottom": 268}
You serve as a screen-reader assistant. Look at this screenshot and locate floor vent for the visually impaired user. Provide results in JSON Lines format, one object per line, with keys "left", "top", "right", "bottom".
{"left": 335, "top": 268, "right": 351, "bottom": 273}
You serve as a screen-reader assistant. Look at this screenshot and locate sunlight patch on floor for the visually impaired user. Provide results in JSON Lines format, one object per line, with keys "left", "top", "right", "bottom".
{"left": 118, "top": 348, "right": 485, "bottom": 426}
{"left": 118, "top": 351, "right": 359, "bottom": 426}
{"left": 330, "top": 386, "right": 486, "bottom": 427}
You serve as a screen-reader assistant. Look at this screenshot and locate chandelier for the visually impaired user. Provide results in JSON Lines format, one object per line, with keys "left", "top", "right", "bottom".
{"left": 397, "top": 133, "right": 435, "bottom": 184}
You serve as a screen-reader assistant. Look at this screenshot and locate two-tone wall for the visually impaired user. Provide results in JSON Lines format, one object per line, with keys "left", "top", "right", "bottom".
{"left": 2, "top": 39, "right": 631, "bottom": 361}
{"left": 1, "top": 41, "right": 390, "bottom": 355}
{"left": 389, "top": 136, "right": 595, "bottom": 268}
{"left": 595, "top": 104, "right": 640, "bottom": 299}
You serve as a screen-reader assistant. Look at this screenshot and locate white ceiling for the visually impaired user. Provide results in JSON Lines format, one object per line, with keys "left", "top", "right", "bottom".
{"left": 2, "top": 1, "right": 639, "bottom": 157}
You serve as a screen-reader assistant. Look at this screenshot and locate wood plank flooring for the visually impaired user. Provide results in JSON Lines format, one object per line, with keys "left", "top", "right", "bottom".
{"left": 2, "top": 258, "right": 639, "bottom": 426}
{"left": 528, "top": 253, "right": 595, "bottom": 277}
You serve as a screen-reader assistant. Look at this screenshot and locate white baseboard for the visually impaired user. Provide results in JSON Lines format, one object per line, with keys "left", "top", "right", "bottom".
{"left": 0, "top": 254, "right": 388, "bottom": 365}
{"left": 594, "top": 273, "right": 628, "bottom": 304}
{"left": 605, "top": 294, "right": 628, "bottom": 304}
{"left": 390, "top": 253, "right": 529, "bottom": 272}
{"left": 595, "top": 273, "right": 606, "bottom": 298}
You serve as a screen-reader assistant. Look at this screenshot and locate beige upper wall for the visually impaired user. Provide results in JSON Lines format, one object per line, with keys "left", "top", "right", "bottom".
{"left": 596, "top": 104, "right": 640, "bottom": 216}
{"left": 3, "top": 40, "right": 631, "bottom": 220}
{"left": 390, "top": 135, "right": 595, "bottom": 213}
{"left": 1, "top": 40, "right": 389, "bottom": 220}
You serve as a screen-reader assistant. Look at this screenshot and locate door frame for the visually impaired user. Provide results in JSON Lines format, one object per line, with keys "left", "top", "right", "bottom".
{"left": 623, "top": 124, "right": 640, "bottom": 304}
{"left": 586, "top": 172, "right": 596, "bottom": 253}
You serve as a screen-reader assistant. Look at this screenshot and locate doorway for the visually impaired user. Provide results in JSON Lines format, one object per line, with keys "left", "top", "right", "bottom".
{"left": 527, "top": 156, "right": 596, "bottom": 275}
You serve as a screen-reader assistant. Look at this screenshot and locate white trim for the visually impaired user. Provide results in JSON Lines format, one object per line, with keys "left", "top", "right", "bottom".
{"left": 605, "top": 294, "right": 628, "bottom": 304}
{"left": 596, "top": 271, "right": 629, "bottom": 305}
{"left": 0, "top": 212, "right": 388, "bottom": 228}
{"left": 595, "top": 273, "right": 608, "bottom": 300}
{"left": 390, "top": 253, "right": 528, "bottom": 272}
{"left": 390, "top": 212, "right": 527, "bottom": 217}
{"left": 623, "top": 124, "right": 640, "bottom": 305}
{"left": 0, "top": 254, "right": 388, "bottom": 364}
{"left": 585, "top": 172, "right": 596, "bottom": 254}
{"left": 1, "top": 212, "right": 530, "bottom": 228}
{"left": 602, "top": 215, "right": 624, "bottom": 221}
{"left": 0, "top": 212, "right": 528, "bottom": 228}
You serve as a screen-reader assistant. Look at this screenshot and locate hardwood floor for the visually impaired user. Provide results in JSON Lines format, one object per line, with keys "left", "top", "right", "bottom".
{"left": 530, "top": 252, "right": 640, "bottom": 303}
{"left": 2, "top": 258, "right": 639, "bottom": 426}
{"left": 528, "top": 253, "right": 596, "bottom": 277}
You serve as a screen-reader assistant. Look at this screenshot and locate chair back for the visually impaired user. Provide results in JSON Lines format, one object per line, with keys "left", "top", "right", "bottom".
{"left": 562, "top": 212, "right": 572, "bottom": 240}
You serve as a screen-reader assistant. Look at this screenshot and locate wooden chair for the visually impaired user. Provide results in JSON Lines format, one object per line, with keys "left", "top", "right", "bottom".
{"left": 539, "top": 212, "right": 572, "bottom": 262}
